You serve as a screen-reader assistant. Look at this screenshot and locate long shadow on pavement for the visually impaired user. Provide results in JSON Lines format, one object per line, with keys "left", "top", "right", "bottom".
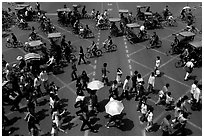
{"left": 98, "top": 99, "right": 109, "bottom": 112}
{"left": 36, "top": 109, "right": 49, "bottom": 122}
{"left": 118, "top": 118, "right": 134, "bottom": 131}
{"left": 2, "top": 127, "right": 19, "bottom": 136}
{"left": 5, "top": 117, "right": 21, "bottom": 126}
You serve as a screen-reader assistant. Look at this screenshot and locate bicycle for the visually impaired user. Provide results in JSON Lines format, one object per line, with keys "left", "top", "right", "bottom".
{"left": 6, "top": 40, "right": 24, "bottom": 48}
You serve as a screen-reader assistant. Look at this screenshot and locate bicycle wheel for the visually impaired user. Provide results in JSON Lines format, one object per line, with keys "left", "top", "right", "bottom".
{"left": 175, "top": 60, "right": 183, "bottom": 68}
{"left": 85, "top": 52, "right": 92, "bottom": 59}
{"left": 24, "top": 46, "right": 30, "bottom": 52}
{"left": 17, "top": 42, "right": 23, "bottom": 48}
{"left": 6, "top": 42, "right": 13, "bottom": 48}
{"left": 111, "top": 44, "right": 117, "bottom": 51}
{"left": 96, "top": 50, "right": 102, "bottom": 57}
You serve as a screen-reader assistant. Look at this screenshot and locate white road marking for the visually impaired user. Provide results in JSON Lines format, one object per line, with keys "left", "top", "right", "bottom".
{"left": 129, "top": 59, "right": 152, "bottom": 71}
{"left": 129, "top": 65, "right": 132, "bottom": 69}
{"left": 108, "top": 3, "right": 112, "bottom": 6}
{"left": 159, "top": 55, "right": 179, "bottom": 68}
{"left": 124, "top": 41, "right": 127, "bottom": 45}
{"left": 127, "top": 47, "right": 146, "bottom": 57}
{"left": 94, "top": 60, "right": 97, "bottom": 64}
{"left": 108, "top": 9, "right": 112, "bottom": 11}
{"left": 126, "top": 49, "right": 129, "bottom": 53}
{"left": 127, "top": 55, "right": 129, "bottom": 58}
{"left": 164, "top": 74, "right": 190, "bottom": 88}
{"left": 141, "top": 129, "right": 146, "bottom": 136}
{"left": 125, "top": 45, "right": 128, "bottom": 49}
{"left": 130, "top": 71, "right": 133, "bottom": 76}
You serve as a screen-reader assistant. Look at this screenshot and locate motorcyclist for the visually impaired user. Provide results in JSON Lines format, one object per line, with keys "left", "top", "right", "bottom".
{"left": 29, "top": 26, "right": 37, "bottom": 40}
{"left": 83, "top": 25, "right": 91, "bottom": 38}
{"left": 150, "top": 32, "right": 159, "bottom": 47}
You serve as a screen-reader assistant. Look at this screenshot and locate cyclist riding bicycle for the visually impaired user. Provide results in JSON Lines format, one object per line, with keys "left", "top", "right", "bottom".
{"left": 180, "top": 48, "right": 189, "bottom": 64}
{"left": 171, "top": 36, "right": 180, "bottom": 52}
{"left": 139, "top": 25, "right": 146, "bottom": 39}
{"left": 88, "top": 41, "right": 99, "bottom": 56}
{"left": 103, "top": 36, "right": 113, "bottom": 50}
{"left": 150, "top": 32, "right": 159, "bottom": 47}
{"left": 19, "top": 18, "right": 28, "bottom": 29}
{"left": 29, "top": 27, "right": 37, "bottom": 40}
{"left": 83, "top": 25, "right": 91, "bottom": 38}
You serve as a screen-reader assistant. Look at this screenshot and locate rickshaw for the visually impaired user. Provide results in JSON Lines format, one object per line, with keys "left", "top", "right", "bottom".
{"left": 109, "top": 18, "right": 123, "bottom": 37}
{"left": 176, "top": 31, "right": 195, "bottom": 44}
{"left": 119, "top": 9, "right": 129, "bottom": 24}
{"left": 15, "top": 4, "right": 30, "bottom": 15}
{"left": 136, "top": 5, "right": 150, "bottom": 20}
{"left": 72, "top": 4, "right": 81, "bottom": 19}
{"left": 48, "top": 32, "right": 61, "bottom": 42}
{"left": 24, "top": 52, "right": 41, "bottom": 61}
{"left": 126, "top": 23, "right": 150, "bottom": 44}
{"left": 24, "top": 40, "right": 44, "bottom": 52}
{"left": 57, "top": 8, "right": 72, "bottom": 25}
{"left": 187, "top": 41, "right": 202, "bottom": 67}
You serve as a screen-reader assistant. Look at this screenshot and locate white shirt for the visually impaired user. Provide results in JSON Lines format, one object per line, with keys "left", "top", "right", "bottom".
{"left": 141, "top": 103, "right": 147, "bottom": 114}
{"left": 156, "top": 59, "right": 160, "bottom": 68}
{"left": 34, "top": 77, "right": 41, "bottom": 87}
{"left": 140, "top": 25, "right": 145, "bottom": 31}
{"left": 123, "top": 79, "right": 129, "bottom": 91}
{"left": 147, "top": 112, "right": 153, "bottom": 122}
{"left": 186, "top": 61, "right": 194, "bottom": 68}
{"left": 193, "top": 87, "right": 200, "bottom": 102}
{"left": 39, "top": 71, "right": 48, "bottom": 82}
{"left": 137, "top": 77, "right": 144, "bottom": 85}
{"left": 190, "top": 83, "right": 197, "bottom": 94}
{"left": 148, "top": 74, "right": 155, "bottom": 87}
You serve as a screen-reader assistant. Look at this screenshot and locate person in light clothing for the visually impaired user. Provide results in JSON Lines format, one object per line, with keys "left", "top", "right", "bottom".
{"left": 122, "top": 76, "right": 131, "bottom": 100}
{"left": 189, "top": 80, "right": 198, "bottom": 103}
{"left": 145, "top": 107, "right": 154, "bottom": 132}
{"left": 147, "top": 72, "right": 155, "bottom": 93}
{"left": 116, "top": 68, "right": 123, "bottom": 86}
{"left": 193, "top": 87, "right": 201, "bottom": 104}
{"left": 155, "top": 56, "right": 161, "bottom": 76}
{"left": 184, "top": 59, "right": 194, "bottom": 81}
{"left": 39, "top": 68, "right": 49, "bottom": 94}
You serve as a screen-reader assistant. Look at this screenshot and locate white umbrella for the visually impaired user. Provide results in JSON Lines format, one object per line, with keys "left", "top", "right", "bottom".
{"left": 183, "top": 6, "right": 191, "bottom": 10}
{"left": 105, "top": 99, "right": 124, "bottom": 116}
{"left": 87, "top": 80, "right": 104, "bottom": 90}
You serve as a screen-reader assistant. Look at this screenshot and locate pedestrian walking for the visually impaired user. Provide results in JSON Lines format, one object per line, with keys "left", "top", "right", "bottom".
{"left": 160, "top": 114, "right": 172, "bottom": 136}
{"left": 109, "top": 80, "right": 119, "bottom": 100}
{"left": 101, "top": 63, "right": 110, "bottom": 85}
{"left": 78, "top": 46, "right": 86, "bottom": 65}
{"left": 131, "top": 70, "right": 138, "bottom": 93}
{"left": 122, "top": 76, "right": 131, "bottom": 100}
{"left": 145, "top": 107, "right": 154, "bottom": 132}
{"left": 116, "top": 68, "right": 123, "bottom": 86}
{"left": 34, "top": 75, "right": 42, "bottom": 97}
{"left": 184, "top": 59, "right": 194, "bottom": 81}
{"left": 39, "top": 68, "right": 49, "bottom": 95}
{"left": 81, "top": 70, "right": 89, "bottom": 90}
{"left": 154, "top": 56, "right": 161, "bottom": 77}
{"left": 147, "top": 72, "right": 155, "bottom": 93}
{"left": 71, "top": 63, "right": 78, "bottom": 81}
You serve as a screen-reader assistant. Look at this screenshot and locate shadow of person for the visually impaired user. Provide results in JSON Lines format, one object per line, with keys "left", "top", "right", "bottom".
{"left": 5, "top": 117, "right": 21, "bottom": 126}
{"left": 98, "top": 99, "right": 109, "bottom": 112}
{"left": 118, "top": 118, "right": 134, "bottom": 131}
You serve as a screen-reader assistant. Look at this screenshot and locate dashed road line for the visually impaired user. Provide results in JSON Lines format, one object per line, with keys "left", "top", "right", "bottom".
{"left": 126, "top": 49, "right": 129, "bottom": 53}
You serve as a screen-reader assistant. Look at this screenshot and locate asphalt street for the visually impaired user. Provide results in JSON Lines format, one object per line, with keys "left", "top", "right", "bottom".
{"left": 2, "top": 2, "right": 202, "bottom": 136}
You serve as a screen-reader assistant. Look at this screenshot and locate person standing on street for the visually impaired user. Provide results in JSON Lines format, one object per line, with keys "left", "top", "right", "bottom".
{"left": 101, "top": 63, "right": 110, "bottom": 85}
{"left": 116, "top": 68, "right": 123, "bottom": 86}
{"left": 39, "top": 68, "right": 49, "bottom": 95}
{"left": 131, "top": 70, "right": 138, "bottom": 93}
{"left": 147, "top": 72, "right": 155, "bottom": 94}
{"left": 122, "top": 76, "right": 131, "bottom": 100}
{"left": 155, "top": 56, "right": 161, "bottom": 77}
{"left": 78, "top": 46, "right": 86, "bottom": 65}
{"left": 184, "top": 59, "right": 194, "bottom": 81}
{"left": 160, "top": 114, "right": 172, "bottom": 136}
{"left": 71, "top": 63, "right": 78, "bottom": 81}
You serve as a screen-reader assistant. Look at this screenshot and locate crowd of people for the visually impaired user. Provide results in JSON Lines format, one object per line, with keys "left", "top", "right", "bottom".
{"left": 2, "top": 2, "right": 202, "bottom": 136}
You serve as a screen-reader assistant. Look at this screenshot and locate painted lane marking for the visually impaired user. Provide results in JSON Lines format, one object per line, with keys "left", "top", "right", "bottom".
{"left": 129, "top": 59, "right": 152, "bottom": 71}
{"left": 127, "top": 47, "right": 146, "bottom": 57}
{"left": 164, "top": 74, "right": 190, "bottom": 88}
{"left": 126, "top": 49, "right": 129, "bottom": 53}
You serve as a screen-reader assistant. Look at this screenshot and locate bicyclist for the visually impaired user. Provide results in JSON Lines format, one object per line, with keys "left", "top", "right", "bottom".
{"left": 29, "top": 26, "right": 37, "bottom": 40}
{"left": 180, "top": 48, "right": 189, "bottom": 64}
{"left": 83, "top": 25, "right": 91, "bottom": 38}
{"left": 139, "top": 25, "right": 146, "bottom": 39}
{"left": 19, "top": 18, "right": 28, "bottom": 29}
{"left": 103, "top": 36, "right": 113, "bottom": 50}
{"left": 11, "top": 33, "right": 18, "bottom": 45}
{"left": 96, "top": 14, "right": 105, "bottom": 27}
{"left": 150, "top": 32, "right": 159, "bottom": 47}
{"left": 88, "top": 41, "right": 98, "bottom": 57}
{"left": 171, "top": 35, "right": 180, "bottom": 52}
